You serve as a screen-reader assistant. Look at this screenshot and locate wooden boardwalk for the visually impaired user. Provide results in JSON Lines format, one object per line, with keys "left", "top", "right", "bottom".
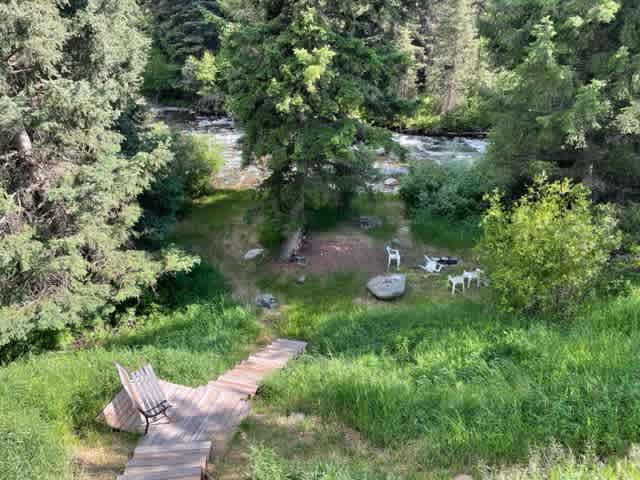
{"left": 98, "top": 339, "right": 307, "bottom": 480}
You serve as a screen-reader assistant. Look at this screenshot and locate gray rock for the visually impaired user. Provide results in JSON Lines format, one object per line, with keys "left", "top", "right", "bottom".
{"left": 297, "top": 275, "right": 306, "bottom": 284}
{"left": 244, "top": 248, "right": 265, "bottom": 261}
{"left": 378, "top": 166, "right": 409, "bottom": 176}
{"left": 255, "top": 294, "right": 278, "bottom": 309}
{"left": 384, "top": 177, "right": 400, "bottom": 187}
{"left": 367, "top": 274, "right": 407, "bottom": 300}
{"left": 359, "top": 216, "right": 383, "bottom": 230}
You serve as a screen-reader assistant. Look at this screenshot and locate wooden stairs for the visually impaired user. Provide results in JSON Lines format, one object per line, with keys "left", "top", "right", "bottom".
{"left": 102, "top": 339, "right": 307, "bottom": 480}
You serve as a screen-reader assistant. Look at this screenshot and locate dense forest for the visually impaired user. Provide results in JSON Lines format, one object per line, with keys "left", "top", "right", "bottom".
{"left": 2, "top": 1, "right": 640, "bottom": 479}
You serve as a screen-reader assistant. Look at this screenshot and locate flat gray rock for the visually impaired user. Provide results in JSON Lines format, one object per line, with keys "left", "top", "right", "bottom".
{"left": 367, "top": 274, "right": 406, "bottom": 300}
{"left": 244, "top": 248, "right": 265, "bottom": 260}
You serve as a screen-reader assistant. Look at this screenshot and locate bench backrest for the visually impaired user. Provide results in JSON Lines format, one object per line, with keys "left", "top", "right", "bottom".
{"left": 115, "top": 363, "right": 167, "bottom": 414}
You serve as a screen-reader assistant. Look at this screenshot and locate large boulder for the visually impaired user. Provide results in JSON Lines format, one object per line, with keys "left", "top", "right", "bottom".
{"left": 367, "top": 274, "right": 407, "bottom": 300}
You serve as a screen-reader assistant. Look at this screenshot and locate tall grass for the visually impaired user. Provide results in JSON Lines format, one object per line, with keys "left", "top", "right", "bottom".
{"left": 411, "top": 212, "right": 480, "bottom": 254}
{"left": 0, "top": 265, "right": 260, "bottom": 480}
{"left": 263, "top": 291, "right": 640, "bottom": 470}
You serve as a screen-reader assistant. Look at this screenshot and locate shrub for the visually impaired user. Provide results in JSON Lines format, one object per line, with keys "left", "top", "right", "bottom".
{"left": 138, "top": 128, "right": 224, "bottom": 244}
{"left": 400, "top": 160, "right": 497, "bottom": 221}
{"left": 618, "top": 201, "right": 640, "bottom": 252}
{"left": 477, "top": 175, "right": 621, "bottom": 315}
{"left": 174, "top": 132, "right": 224, "bottom": 198}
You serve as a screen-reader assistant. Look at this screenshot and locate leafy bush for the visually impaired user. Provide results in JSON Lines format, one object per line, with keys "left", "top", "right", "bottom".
{"left": 396, "top": 96, "right": 440, "bottom": 131}
{"left": 138, "top": 127, "right": 224, "bottom": 244}
{"left": 174, "top": 133, "right": 224, "bottom": 198}
{"left": 618, "top": 201, "right": 640, "bottom": 252}
{"left": 400, "top": 160, "right": 497, "bottom": 221}
{"left": 440, "top": 93, "right": 492, "bottom": 132}
{"left": 142, "top": 46, "right": 183, "bottom": 101}
{"left": 477, "top": 175, "right": 621, "bottom": 314}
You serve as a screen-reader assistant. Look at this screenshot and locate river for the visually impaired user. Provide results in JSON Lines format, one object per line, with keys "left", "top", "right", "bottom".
{"left": 152, "top": 107, "right": 488, "bottom": 191}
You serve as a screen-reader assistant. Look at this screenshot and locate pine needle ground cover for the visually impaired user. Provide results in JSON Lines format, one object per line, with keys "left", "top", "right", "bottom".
{"left": 0, "top": 267, "right": 260, "bottom": 480}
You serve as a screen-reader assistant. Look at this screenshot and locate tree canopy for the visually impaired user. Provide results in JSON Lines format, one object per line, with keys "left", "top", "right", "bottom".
{"left": 224, "top": 0, "right": 414, "bottom": 242}
{"left": 0, "top": 0, "right": 193, "bottom": 349}
{"left": 481, "top": 0, "right": 640, "bottom": 198}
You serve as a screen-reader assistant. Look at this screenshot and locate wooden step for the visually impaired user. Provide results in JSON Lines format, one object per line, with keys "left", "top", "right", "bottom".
{"left": 134, "top": 441, "right": 211, "bottom": 457}
{"left": 126, "top": 452, "right": 207, "bottom": 470}
{"left": 125, "top": 461, "right": 204, "bottom": 476}
{"left": 117, "top": 465, "right": 202, "bottom": 480}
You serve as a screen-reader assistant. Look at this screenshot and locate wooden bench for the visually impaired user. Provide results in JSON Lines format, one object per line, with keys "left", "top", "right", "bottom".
{"left": 116, "top": 363, "right": 173, "bottom": 435}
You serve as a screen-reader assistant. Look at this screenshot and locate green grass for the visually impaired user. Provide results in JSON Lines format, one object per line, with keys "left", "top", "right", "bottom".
{"left": 260, "top": 290, "right": 640, "bottom": 473}
{"left": 257, "top": 272, "right": 365, "bottom": 339}
{"left": 411, "top": 212, "right": 480, "bottom": 255}
{"left": 0, "top": 265, "right": 261, "bottom": 480}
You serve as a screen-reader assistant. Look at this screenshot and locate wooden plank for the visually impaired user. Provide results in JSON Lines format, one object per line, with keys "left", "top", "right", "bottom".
{"left": 212, "top": 380, "right": 256, "bottom": 396}
{"left": 134, "top": 441, "right": 211, "bottom": 457}
{"left": 118, "top": 465, "right": 202, "bottom": 480}
{"left": 125, "top": 462, "right": 203, "bottom": 476}
{"left": 173, "top": 386, "right": 221, "bottom": 444}
{"left": 126, "top": 453, "right": 207, "bottom": 469}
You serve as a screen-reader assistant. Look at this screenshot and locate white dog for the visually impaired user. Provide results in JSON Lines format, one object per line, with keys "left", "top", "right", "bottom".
{"left": 463, "top": 269, "right": 485, "bottom": 289}
{"left": 448, "top": 274, "right": 465, "bottom": 296}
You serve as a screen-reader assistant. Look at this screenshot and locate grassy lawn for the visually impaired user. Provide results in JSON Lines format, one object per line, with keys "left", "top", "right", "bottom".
{"left": 256, "top": 290, "right": 640, "bottom": 476}
{"left": 4, "top": 190, "right": 640, "bottom": 480}
{"left": 0, "top": 265, "right": 262, "bottom": 480}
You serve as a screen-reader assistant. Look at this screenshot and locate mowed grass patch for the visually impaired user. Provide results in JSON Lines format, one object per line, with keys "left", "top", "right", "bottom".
{"left": 0, "top": 266, "right": 261, "bottom": 480}
{"left": 261, "top": 291, "right": 640, "bottom": 470}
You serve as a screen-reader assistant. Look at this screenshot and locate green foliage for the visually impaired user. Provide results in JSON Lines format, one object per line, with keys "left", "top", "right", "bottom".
{"left": 400, "top": 160, "right": 498, "bottom": 221}
{"left": 264, "top": 290, "right": 640, "bottom": 469}
{"left": 0, "top": 0, "right": 196, "bottom": 350}
{"left": 142, "top": 46, "right": 183, "bottom": 101}
{"left": 618, "top": 202, "right": 640, "bottom": 251}
{"left": 138, "top": 126, "right": 224, "bottom": 245}
{"left": 224, "top": 2, "right": 414, "bottom": 239}
{"left": 411, "top": 213, "right": 480, "bottom": 254}
{"left": 397, "top": 96, "right": 441, "bottom": 131}
{"left": 481, "top": 2, "right": 640, "bottom": 192}
{"left": 477, "top": 176, "right": 621, "bottom": 314}
{"left": 0, "top": 265, "right": 260, "bottom": 480}
{"left": 440, "top": 93, "right": 492, "bottom": 132}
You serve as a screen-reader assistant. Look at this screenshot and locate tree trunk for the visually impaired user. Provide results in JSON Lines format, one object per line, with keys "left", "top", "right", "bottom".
{"left": 13, "top": 129, "right": 32, "bottom": 156}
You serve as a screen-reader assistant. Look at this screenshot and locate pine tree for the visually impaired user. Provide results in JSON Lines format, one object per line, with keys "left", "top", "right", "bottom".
{"left": 0, "top": 0, "right": 194, "bottom": 349}
{"left": 481, "top": 0, "right": 640, "bottom": 196}
{"left": 223, "top": 0, "right": 414, "bottom": 243}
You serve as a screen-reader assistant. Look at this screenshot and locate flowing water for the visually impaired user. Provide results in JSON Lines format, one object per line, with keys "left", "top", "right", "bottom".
{"left": 152, "top": 107, "right": 488, "bottom": 191}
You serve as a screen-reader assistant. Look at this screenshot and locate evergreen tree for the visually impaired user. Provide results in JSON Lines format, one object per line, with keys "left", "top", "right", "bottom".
{"left": 224, "top": 0, "right": 413, "bottom": 243}
{"left": 481, "top": 0, "right": 640, "bottom": 197}
{"left": 0, "top": 0, "right": 194, "bottom": 348}
{"left": 144, "top": 0, "right": 226, "bottom": 63}
{"left": 428, "top": 0, "right": 481, "bottom": 114}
